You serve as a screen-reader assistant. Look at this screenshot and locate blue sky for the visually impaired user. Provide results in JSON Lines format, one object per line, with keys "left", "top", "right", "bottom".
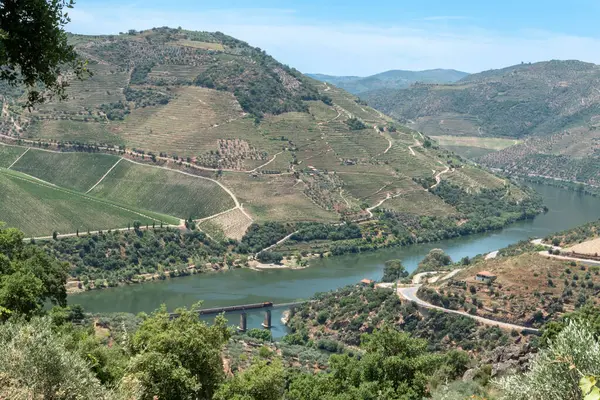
{"left": 68, "top": 0, "right": 600, "bottom": 75}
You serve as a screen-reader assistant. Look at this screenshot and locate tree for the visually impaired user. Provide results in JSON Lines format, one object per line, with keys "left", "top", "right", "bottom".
{"left": 122, "top": 303, "right": 231, "bottom": 400}
{"left": 0, "top": 0, "right": 89, "bottom": 107}
{"left": 287, "top": 325, "right": 442, "bottom": 400}
{"left": 213, "top": 360, "right": 286, "bottom": 400}
{"left": 382, "top": 259, "right": 409, "bottom": 282}
{"left": 0, "top": 317, "right": 109, "bottom": 399}
{"left": 417, "top": 248, "right": 452, "bottom": 272}
{"left": 496, "top": 320, "right": 600, "bottom": 399}
{"left": 0, "top": 226, "right": 69, "bottom": 319}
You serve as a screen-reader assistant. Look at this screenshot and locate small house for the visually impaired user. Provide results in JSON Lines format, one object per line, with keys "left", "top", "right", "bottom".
{"left": 360, "top": 279, "right": 374, "bottom": 286}
{"left": 475, "top": 271, "right": 497, "bottom": 284}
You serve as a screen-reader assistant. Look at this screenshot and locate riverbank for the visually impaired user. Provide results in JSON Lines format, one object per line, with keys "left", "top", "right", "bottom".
{"left": 68, "top": 184, "right": 600, "bottom": 314}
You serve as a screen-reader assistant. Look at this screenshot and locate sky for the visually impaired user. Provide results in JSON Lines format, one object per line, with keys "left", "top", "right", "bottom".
{"left": 68, "top": 0, "right": 600, "bottom": 76}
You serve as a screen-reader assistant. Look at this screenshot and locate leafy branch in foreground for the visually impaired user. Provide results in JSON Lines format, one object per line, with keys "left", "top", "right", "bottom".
{"left": 496, "top": 320, "right": 600, "bottom": 399}
{"left": 0, "top": 0, "right": 90, "bottom": 107}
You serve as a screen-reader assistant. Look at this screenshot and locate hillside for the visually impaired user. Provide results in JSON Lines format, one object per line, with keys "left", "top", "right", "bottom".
{"left": 363, "top": 60, "right": 600, "bottom": 187}
{"left": 364, "top": 60, "right": 600, "bottom": 139}
{"left": 0, "top": 27, "right": 540, "bottom": 242}
{"left": 307, "top": 69, "right": 468, "bottom": 94}
{"left": 418, "top": 234, "right": 600, "bottom": 328}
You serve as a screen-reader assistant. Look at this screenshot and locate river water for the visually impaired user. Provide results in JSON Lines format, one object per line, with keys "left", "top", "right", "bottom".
{"left": 71, "top": 184, "right": 600, "bottom": 337}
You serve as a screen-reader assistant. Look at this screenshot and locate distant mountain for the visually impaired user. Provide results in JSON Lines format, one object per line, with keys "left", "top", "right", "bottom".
{"left": 362, "top": 60, "right": 600, "bottom": 188}
{"left": 307, "top": 69, "right": 469, "bottom": 94}
{"left": 363, "top": 60, "right": 600, "bottom": 139}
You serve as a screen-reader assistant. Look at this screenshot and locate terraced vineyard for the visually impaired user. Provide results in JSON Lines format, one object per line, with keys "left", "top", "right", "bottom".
{"left": 0, "top": 168, "right": 177, "bottom": 237}
{"left": 90, "top": 160, "right": 235, "bottom": 219}
{"left": 0, "top": 27, "right": 542, "bottom": 240}
{"left": 11, "top": 149, "right": 121, "bottom": 192}
{"left": 0, "top": 144, "right": 26, "bottom": 168}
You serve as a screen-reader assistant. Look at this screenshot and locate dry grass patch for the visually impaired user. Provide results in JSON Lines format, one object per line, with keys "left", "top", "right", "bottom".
{"left": 221, "top": 173, "right": 338, "bottom": 223}
{"left": 566, "top": 238, "right": 600, "bottom": 255}
{"left": 384, "top": 189, "right": 457, "bottom": 217}
{"left": 198, "top": 208, "right": 252, "bottom": 240}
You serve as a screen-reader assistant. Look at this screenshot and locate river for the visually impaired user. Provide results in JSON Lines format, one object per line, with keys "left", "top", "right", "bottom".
{"left": 71, "top": 184, "right": 600, "bottom": 337}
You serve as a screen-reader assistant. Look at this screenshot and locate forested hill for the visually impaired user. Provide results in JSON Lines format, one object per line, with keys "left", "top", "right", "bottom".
{"left": 307, "top": 69, "right": 468, "bottom": 94}
{"left": 363, "top": 60, "right": 600, "bottom": 139}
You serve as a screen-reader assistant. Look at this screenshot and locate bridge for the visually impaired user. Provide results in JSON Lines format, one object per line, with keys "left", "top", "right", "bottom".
{"left": 169, "top": 300, "right": 309, "bottom": 331}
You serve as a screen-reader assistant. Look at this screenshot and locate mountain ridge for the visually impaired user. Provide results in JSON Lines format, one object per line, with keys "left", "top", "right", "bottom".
{"left": 307, "top": 68, "right": 469, "bottom": 94}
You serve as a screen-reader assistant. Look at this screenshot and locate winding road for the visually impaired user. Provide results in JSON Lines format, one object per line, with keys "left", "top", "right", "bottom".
{"left": 397, "top": 285, "right": 539, "bottom": 333}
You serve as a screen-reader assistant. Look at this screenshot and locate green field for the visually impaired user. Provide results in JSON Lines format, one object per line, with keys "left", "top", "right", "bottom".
{"left": 90, "top": 160, "right": 235, "bottom": 219}
{"left": 0, "top": 168, "right": 178, "bottom": 237}
{"left": 11, "top": 149, "right": 121, "bottom": 192}
{"left": 0, "top": 144, "right": 27, "bottom": 168}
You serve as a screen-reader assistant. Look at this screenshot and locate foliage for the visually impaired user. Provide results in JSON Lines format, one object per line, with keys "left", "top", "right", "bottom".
{"left": 287, "top": 325, "right": 443, "bottom": 400}
{"left": 246, "top": 328, "right": 272, "bottom": 342}
{"left": 36, "top": 228, "right": 231, "bottom": 286}
{"left": 416, "top": 248, "right": 452, "bottom": 273}
{"left": 540, "top": 304, "right": 600, "bottom": 346}
{"left": 124, "top": 303, "right": 231, "bottom": 400}
{"left": 496, "top": 320, "right": 600, "bottom": 400}
{"left": 124, "top": 86, "right": 172, "bottom": 107}
{"left": 288, "top": 285, "right": 508, "bottom": 352}
{"left": 544, "top": 219, "right": 600, "bottom": 248}
{"left": 214, "top": 359, "right": 286, "bottom": 400}
{"left": 0, "top": 316, "right": 109, "bottom": 399}
{"left": 0, "top": 226, "right": 69, "bottom": 319}
{"left": 0, "top": 0, "right": 88, "bottom": 107}
{"left": 382, "top": 259, "right": 408, "bottom": 282}
{"left": 290, "top": 223, "right": 362, "bottom": 242}
{"left": 345, "top": 117, "right": 367, "bottom": 130}
{"left": 239, "top": 222, "right": 295, "bottom": 253}
{"left": 256, "top": 251, "right": 284, "bottom": 264}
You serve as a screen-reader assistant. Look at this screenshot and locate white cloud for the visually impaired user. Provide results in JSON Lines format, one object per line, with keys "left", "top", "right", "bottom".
{"left": 67, "top": 5, "right": 600, "bottom": 76}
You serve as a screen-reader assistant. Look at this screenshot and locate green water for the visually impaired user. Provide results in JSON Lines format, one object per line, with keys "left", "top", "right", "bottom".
{"left": 71, "top": 184, "right": 600, "bottom": 336}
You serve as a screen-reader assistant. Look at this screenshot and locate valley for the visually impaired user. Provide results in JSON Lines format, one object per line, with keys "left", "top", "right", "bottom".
{"left": 362, "top": 60, "right": 600, "bottom": 190}
{"left": 2, "top": 0, "right": 600, "bottom": 396}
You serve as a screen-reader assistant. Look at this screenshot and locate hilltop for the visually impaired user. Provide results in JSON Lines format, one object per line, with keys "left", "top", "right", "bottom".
{"left": 307, "top": 69, "right": 468, "bottom": 94}
{"left": 363, "top": 60, "right": 600, "bottom": 188}
{"left": 0, "top": 27, "right": 540, "bottom": 243}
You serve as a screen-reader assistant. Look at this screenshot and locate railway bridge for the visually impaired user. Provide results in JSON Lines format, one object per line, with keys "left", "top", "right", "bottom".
{"left": 169, "top": 301, "right": 309, "bottom": 331}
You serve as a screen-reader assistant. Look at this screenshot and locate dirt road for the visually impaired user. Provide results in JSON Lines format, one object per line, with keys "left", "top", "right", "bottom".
{"left": 397, "top": 285, "right": 539, "bottom": 333}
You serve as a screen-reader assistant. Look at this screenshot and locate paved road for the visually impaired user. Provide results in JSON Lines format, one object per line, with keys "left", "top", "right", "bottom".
{"left": 397, "top": 285, "right": 539, "bottom": 333}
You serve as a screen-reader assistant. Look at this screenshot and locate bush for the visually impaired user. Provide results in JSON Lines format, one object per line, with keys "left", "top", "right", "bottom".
{"left": 246, "top": 328, "right": 272, "bottom": 342}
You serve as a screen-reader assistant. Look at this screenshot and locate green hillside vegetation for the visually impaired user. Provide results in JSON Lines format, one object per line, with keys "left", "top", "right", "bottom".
{"left": 0, "top": 27, "right": 541, "bottom": 240}
{"left": 11, "top": 149, "right": 120, "bottom": 192}
{"left": 89, "top": 160, "right": 235, "bottom": 219}
{"left": 308, "top": 69, "right": 469, "bottom": 94}
{"left": 1, "top": 222, "right": 600, "bottom": 400}
{"left": 39, "top": 228, "right": 240, "bottom": 289}
{"left": 0, "top": 144, "right": 26, "bottom": 167}
{"left": 0, "top": 168, "right": 176, "bottom": 237}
